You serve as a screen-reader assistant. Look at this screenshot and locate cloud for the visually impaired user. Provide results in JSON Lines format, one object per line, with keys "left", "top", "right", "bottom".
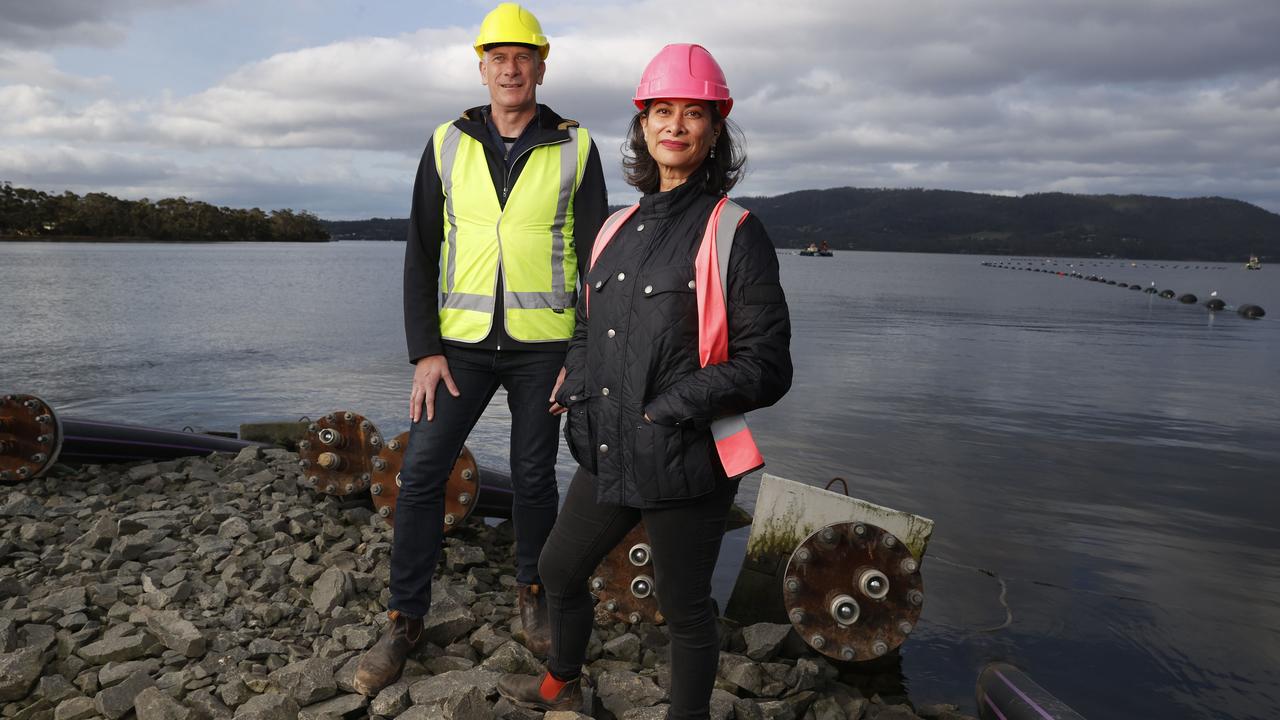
{"left": 0, "top": 0, "right": 208, "bottom": 48}
{"left": 3, "top": 0, "right": 1280, "bottom": 215}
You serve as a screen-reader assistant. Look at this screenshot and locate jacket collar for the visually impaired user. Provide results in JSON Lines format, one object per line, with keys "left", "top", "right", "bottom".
{"left": 638, "top": 169, "right": 713, "bottom": 220}
{"left": 455, "top": 104, "right": 578, "bottom": 150}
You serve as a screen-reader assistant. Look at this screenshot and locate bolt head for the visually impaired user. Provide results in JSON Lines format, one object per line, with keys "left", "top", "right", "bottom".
{"left": 606, "top": 600, "right": 618, "bottom": 612}
{"left": 853, "top": 524, "right": 867, "bottom": 536}
{"left": 378, "top": 506, "right": 391, "bottom": 517}
{"left": 591, "top": 578, "right": 605, "bottom": 591}
{"left": 444, "top": 513, "right": 456, "bottom": 525}
{"left": 872, "top": 641, "right": 889, "bottom": 656}
{"left": 371, "top": 484, "right": 383, "bottom": 495}
{"left": 810, "top": 635, "right": 826, "bottom": 649}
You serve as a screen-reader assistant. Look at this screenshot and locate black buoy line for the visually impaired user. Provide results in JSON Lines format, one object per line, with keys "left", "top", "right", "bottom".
{"left": 979, "top": 260, "right": 1266, "bottom": 319}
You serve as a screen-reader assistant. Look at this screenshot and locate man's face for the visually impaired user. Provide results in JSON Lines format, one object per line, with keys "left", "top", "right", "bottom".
{"left": 479, "top": 45, "right": 544, "bottom": 112}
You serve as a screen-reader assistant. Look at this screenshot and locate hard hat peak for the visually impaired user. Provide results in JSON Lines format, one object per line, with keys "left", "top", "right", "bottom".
{"left": 633, "top": 43, "right": 733, "bottom": 117}
{"left": 475, "top": 2, "right": 550, "bottom": 59}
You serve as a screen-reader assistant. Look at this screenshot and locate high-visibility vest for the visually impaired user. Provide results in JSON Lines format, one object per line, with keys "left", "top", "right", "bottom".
{"left": 433, "top": 121, "right": 591, "bottom": 343}
{"left": 589, "top": 197, "right": 765, "bottom": 479}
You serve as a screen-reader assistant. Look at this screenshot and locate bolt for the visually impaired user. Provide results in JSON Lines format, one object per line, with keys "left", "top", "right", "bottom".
{"left": 789, "top": 608, "right": 805, "bottom": 624}
{"left": 30, "top": 453, "right": 46, "bottom": 463}
{"left": 388, "top": 440, "right": 401, "bottom": 451}
{"left": 395, "top": 472, "right": 402, "bottom": 488}
{"left": 872, "top": 641, "right": 889, "bottom": 657}
{"left": 605, "top": 600, "right": 618, "bottom": 612}
{"left": 371, "top": 483, "right": 383, "bottom": 496}
{"left": 461, "top": 468, "right": 474, "bottom": 480}
{"left": 853, "top": 523, "right": 867, "bottom": 536}
{"left": 883, "top": 534, "right": 898, "bottom": 548}
{"left": 378, "top": 506, "right": 391, "bottom": 517}
{"left": 373, "top": 458, "right": 387, "bottom": 471}
{"left": 344, "top": 483, "right": 355, "bottom": 494}
{"left": 360, "top": 473, "right": 370, "bottom": 483}
{"left": 628, "top": 612, "right": 642, "bottom": 625}
{"left": 360, "top": 420, "right": 371, "bottom": 431}
{"left": 898, "top": 621, "right": 914, "bottom": 636}
{"left": 343, "top": 412, "right": 353, "bottom": 421}
{"left": 299, "top": 440, "right": 311, "bottom": 450}
{"left": 308, "top": 476, "right": 319, "bottom": 485}
{"left": 308, "top": 424, "right": 318, "bottom": 433}
{"left": 810, "top": 635, "right": 826, "bottom": 649}
{"left": 444, "top": 513, "right": 456, "bottom": 525}
{"left": 841, "top": 647, "right": 856, "bottom": 661}
{"left": 909, "top": 590, "right": 924, "bottom": 606}
{"left": 795, "top": 547, "right": 812, "bottom": 563}
{"left": 459, "top": 492, "right": 472, "bottom": 505}
{"left": 0, "top": 471, "right": 10, "bottom": 481}
{"left": 299, "top": 459, "right": 310, "bottom": 469}
{"left": 23, "top": 399, "right": 37, "bottom": 409}
{"left": 820, "top": 526, "right": 838, "bottom": 543}
{"left": 591, "top": 577, "right": 605, "bottom": 591}
{"left": 36, "top": 434, "right": 50, "bottom": 444}
{"left": 901, "top": 557, "right": 919, "bottom": 574}
{"left": 370, "top": 435, "right": 381, "bottom": 447}
{"left": 785, "top": 577, "right": 802, "bottom": 593}
{"left": 324, "top": 484, "right": 335, "bottom": 494}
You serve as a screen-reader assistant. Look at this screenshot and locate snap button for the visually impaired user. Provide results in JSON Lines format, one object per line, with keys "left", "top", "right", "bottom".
{"left": 599, "top": 444, "right": 609, "bottom": 454}
{"left": 687, "top": 280, "right": 696, "bottom": 289}
{"left": 644, "top": 285, "right": 653, "bottom": 294}
{"left": 607, "top": 328, "right": 616, "bottom": 338}
{"left": 594, "top": 280, "right": 603, "bottom": 290}
{"left": 637, "top": 223, "right": 645, "bottom": 231}
{"left": 568, "top": 394, "right": 578, "bottom": 402}
{"left": 601, "top": 387, "right": 610, "bottom": 396}
{"left": 617, "top": 272, "right": 626, "bottom": 281}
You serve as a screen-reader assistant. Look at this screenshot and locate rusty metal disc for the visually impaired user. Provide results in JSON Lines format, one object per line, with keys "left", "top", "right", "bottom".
{"left": 296, "top": 411, "right": 380, "bottom": 497}
{"left": 590, "top": 522, "right": 664, "bottom": 626}
{"left": 783, "top": 521, "right": 924, "bottom": 662}
{"left": 0, "top": 394, "right": 63, "bottom": 483}
{"left": 369, "top": 433, "right": 479, "bottom": 535}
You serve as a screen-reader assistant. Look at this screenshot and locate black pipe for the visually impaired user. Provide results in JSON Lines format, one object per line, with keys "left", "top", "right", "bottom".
{"left": 976, "top": 663, "right": 1087, "bottom": 720}
{"left": 57, "top": 418, "right": 262, "bottom": 465}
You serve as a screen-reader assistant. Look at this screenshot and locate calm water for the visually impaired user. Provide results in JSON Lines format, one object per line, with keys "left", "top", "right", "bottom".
{"left": 2, "top": 242, "right": 1278, "bottom": 719}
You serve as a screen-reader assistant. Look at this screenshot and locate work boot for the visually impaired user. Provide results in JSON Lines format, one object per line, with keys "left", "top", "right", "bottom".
{"left": 496, "top": 670, "right": 583, "bottom": 712}
{"left": 352, "top": 611, "right": 423, "bottom": 696}
{"left": 518, "top": 583, "right": 551, "bottom": 656}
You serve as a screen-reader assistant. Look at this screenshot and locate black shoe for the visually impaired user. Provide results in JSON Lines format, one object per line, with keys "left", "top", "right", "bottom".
{"left": 352, "top": 611, "right": 423, "bottom": 696}
{"left": 496, "top": 670, "right": 583, "bottom": 712}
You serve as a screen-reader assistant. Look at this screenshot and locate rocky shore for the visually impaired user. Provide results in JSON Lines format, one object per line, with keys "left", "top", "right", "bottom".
{"left": 0, "top": 446, "right": 977, "bottom": 720}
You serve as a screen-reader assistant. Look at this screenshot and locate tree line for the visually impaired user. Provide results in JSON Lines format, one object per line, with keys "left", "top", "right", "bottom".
{"left": 0, "top": 182, "right": 329, "bottom": 243}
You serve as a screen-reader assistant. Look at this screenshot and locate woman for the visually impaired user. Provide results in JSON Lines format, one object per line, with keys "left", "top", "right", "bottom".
{"left": 497, "top": 43, "right": 792, "bottom": 719}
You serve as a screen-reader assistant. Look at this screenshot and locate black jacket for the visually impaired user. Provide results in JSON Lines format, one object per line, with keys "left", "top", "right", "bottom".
{"left": 557, "top": 179, "right": 792, "bottom": 507}
{"left": 403, "top": 105, "right": 609, "bottom": 362}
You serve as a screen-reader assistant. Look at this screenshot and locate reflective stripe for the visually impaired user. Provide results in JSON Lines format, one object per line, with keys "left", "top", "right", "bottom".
{"left": 711, "top": 416, "right": 765, "bottom": 477}
{"left": 711, "top": 413, "right": 749, "bottom": 440}
{"left": 438, "top": 125, "right": 463, "bottom": 294}
{"left": 441, "top": 292, "right": 493, "bottom": 312}
{"left": 549, "top": 129, "right": 579, "bottom": 305}
{"left": 712, "top": 201, "right": 747, "bottom": 300}
{"left": 505, "top": 290, "right": 577, "bottom": 309}
{"left": 585, "top": 205, "right": 640, "bottom": 316}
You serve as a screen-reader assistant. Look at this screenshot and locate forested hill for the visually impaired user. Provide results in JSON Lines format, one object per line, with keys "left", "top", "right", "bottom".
{"left": 322, "top": 188, "right": 1277, "bottom": 260}
{"left": 733, "top": 188, "right": 1279, "bottom": 260}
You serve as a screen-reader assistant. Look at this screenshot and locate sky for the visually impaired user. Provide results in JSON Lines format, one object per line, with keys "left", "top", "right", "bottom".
{"left": 2, "top": 0, "right": 1279, "bottom": 219}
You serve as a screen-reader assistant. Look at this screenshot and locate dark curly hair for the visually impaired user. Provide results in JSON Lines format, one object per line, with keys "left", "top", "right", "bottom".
{"left": 622, "top": 100, "right": 746, "bottom": 196}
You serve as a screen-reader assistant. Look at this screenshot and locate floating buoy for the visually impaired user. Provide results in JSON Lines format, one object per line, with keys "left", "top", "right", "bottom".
{"left": 1129, "top": 285, "right": 1141, "bottom": 291}
{"left": 1118, "top": 283, "right": 1129, "bottom": 288}
{"left": 1144, "top": 287, "right": 1158, "bottom": 294}
{"left": 1205, "top": 298, "right": 1226, "bottom": 311}
{"left": 1238, "top": 304, "right": 1266, "bottom": 319}
{"left": 1178, "top": 294, "right": 1197, "bottom": 304}
{"left": 1158, "top": 289, "right": 1175, "bottom": 299}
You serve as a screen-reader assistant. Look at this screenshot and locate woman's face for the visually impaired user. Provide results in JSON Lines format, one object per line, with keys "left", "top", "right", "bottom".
{"left": 641, "top": 99, "right": 720, "bottom": 181}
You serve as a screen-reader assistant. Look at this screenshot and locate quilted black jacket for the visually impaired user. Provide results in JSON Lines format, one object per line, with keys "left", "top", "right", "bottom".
{"left": 556, "top": 178, "right": 792, "bottom": 507}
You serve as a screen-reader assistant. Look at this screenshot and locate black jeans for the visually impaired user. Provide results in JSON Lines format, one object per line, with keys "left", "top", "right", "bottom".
{"left": 389, "top": 345, "right": 563, "bottom": 618}
{"left": 539, "top": 466, "right": 738, "bottom": 720}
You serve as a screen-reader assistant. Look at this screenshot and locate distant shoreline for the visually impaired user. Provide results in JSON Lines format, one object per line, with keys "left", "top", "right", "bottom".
{"left": 0, "top": 235, "right": 330, "bottom": 244}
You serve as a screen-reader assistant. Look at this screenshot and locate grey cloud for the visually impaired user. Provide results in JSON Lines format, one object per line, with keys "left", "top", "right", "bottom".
{"left": 0, "top": 0, "right": 206, "bottom": 48}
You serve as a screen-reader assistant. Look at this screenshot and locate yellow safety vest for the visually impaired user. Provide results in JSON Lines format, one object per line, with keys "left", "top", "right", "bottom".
{"left": 433, "top": 121, "right": 591, "bottom": 343}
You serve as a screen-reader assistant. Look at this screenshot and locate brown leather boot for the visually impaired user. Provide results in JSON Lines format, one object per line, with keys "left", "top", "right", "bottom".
{"left": 352, "top": 611, "right": 423, "bottom": 696}
{"left": 518, "top": 583, "right": 551, "bottom": 656}
{"left": 496, "top": 670, "right": 583, "bottom": 712}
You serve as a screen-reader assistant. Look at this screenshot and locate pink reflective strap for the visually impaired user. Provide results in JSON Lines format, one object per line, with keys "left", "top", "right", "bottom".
{"left": 711, "top": 415, "right": 765, "bottom": 478}
{"left": 585, "top": 205, "right": 640, "bottom": 316}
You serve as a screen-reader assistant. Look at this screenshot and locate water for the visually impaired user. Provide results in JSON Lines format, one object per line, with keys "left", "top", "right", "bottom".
{"left": 2, "top": 242, "right": 1278, "bottom": 719}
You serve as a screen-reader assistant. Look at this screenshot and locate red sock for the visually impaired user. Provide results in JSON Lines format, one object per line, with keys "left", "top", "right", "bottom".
{"left": 539, "top": 672, "right": 569, "bottom": 700}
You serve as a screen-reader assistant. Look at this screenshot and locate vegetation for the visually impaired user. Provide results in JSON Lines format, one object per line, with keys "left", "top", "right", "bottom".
{"left": 0, "top": 182, "right": 329, "bottom": 242}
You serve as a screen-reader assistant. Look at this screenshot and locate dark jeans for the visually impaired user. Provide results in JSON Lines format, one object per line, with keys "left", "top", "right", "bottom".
{"left": 539, "top": 466, "right": 738, "bottom": 720}
{"left": 389, "top": 345, "right": 564, "bottom": 618}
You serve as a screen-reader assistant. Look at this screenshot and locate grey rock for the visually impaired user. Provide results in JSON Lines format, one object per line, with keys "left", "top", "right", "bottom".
{"left": 866, "top": 704, "right": 919, "bottom": 720}
{"left": 36, "top": 587, "right": 88, "bottom": 614}
{"left": 297, "top": 693, "right": 367, "bottom": 720}
{"left": 94, "top": 669, "right": 157, "bottom": 720}
{"left": 21, "top": 623, "right": 58, "bottom": 653}
{"left": 36, "top": 675, "right": 81, "bottom": 705}
{"left": 743, "top": 624, "right": 792, "bottom": 662}
{"left": 788, "top": 658, "right": 820, "bottom": 693}
{"left": 426, "top": 656, "right": 477, "bottom": 674}
{"left": 543, "top": 713, "right": 593, "bottom": 720}
{"left": 186, "top": 689, "right": 234, "bottom": 720}
{"left": 734, "top": 697, "right": 767, "bottom": 720}
{"left": 288, "top": 560, "right": 323, "bottom": 585}
{"left": 79, "top": 633, "right": 153, "bottom": 664}
{"left": 247, "top": 637, "right": 288, "bottom": 658}
{"left": 219, "top": 517, "right": 252, "bottom": 541}
{"left": 444, "top": 545, "right": 487, "bottom": 572}
{"left": 1, "top": 492, "right": 43, "bottom": 518}
{"left": 479, "top": 641, "right": 541, "bottom": 675}
{"left": 602, "top": 634, "right": 642, "bottom": 663}
{"left": 0, "top": 647, "right": 46, "bottom": 701}
{"left": 369, "top": 680, "right": 412, "bottom": 716}
{"left": 99, "top": 658, "right": 163, "bottom": 688}
{"left": 709, "top": 688, "right": 737, "bottom": 720}
{"left": 723, "top": 660, "right": 764, "bottom": 696}
{"left": 916, "top": 704, "right": 959, "bottom": 719}
{"left": 596, "top": 671, "right": 665, "bottom": 718}
{"left": 53, "top": 696, "right": 98, "bottom": 720}
{"left": 442, "top": 685, "right": 492, "bottom": 720}
{"left": 0, "top": 617, "right": 15, "bottom": 652}
{"left": 408, "top": 669, "right": 500, "bottom": 706}
{"left": 310, "top": 568, "right": 352, "bottom": 616}
{"left": 134, "top": 685, "right": 193, "bottom": 720}
{"left": 620, "top": 708, "right": 669, "bottom": 720}
{"left": 219, "top": 677, "right": 254, "bottom": 709}
{"left": 233, "top": 446, "right": 263, "bottom": 465}
{"left": 811, "top": 696, "right": 853, "bottom": 720}
{"left": 20, "top": 520, "right": 59, "bottom": 542}
{"left": 468, "top": 624, "right": 510, "bottom": 656}
{"left": 233, "top": 692, "right": 299, "bottom": 720}
{"left": 268, "top": 657, "right": 337, "bottom": 705}
{"left": 422, "top": 597, "right": 477, "bottom": 647}
{"left": 145, "top": 610, "right": 207, "bottom": 657}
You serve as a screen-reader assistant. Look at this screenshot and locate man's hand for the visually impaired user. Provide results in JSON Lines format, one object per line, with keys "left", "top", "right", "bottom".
{"left": 411, "top": 355, "right": 461, "bottom": 423}
{"left": 548, "top": 366, "right": 567, "bottom": 415}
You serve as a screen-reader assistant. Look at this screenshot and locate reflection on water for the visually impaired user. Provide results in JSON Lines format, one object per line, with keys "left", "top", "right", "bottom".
{"left": 2, "top": 243, "right": 1278, "bottom": 719}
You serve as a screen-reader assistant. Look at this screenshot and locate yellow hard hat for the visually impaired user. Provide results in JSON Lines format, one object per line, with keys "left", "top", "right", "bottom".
{"left": 474, "top": 3, "right": 550, "bottom": 59}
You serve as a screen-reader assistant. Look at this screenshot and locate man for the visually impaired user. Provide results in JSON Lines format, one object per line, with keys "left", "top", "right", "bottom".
{"left": 353, "top": 2, "right": 607, "bottom": 695}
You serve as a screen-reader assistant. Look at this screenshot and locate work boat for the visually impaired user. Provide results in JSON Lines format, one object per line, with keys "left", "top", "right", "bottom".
{"left": 1245, "top": 255, "right": 1261, "bottom": 270}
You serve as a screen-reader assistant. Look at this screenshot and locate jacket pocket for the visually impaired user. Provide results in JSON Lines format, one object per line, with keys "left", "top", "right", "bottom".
{"left": 563, "top": 392, "right": 596, "bottom": 474}
{"left": 638, "top": 265, "right": 696, "bottom": 298}
{"left": 633, "top": 420, "right": 715, "bottom": 501}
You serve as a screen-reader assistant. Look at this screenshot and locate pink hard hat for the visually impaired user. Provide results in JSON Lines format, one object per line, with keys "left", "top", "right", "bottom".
{"left": 633, "top": 43, "right": 733, "bottom": 117}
